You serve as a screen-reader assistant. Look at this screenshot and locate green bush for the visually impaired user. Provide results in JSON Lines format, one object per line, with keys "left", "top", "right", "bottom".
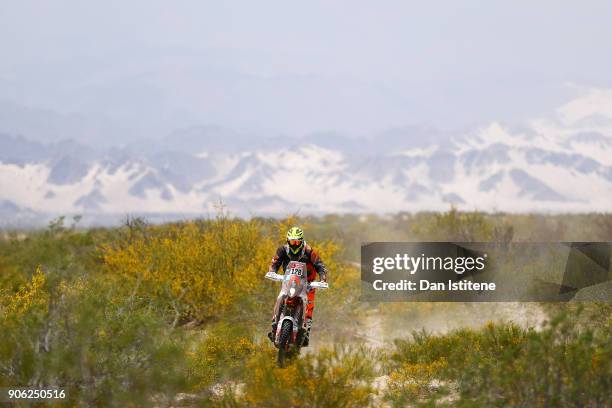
{"left": 1, "top": 271, "right": 192, "bottom": 406}
{"left": 387, "top": 305, "right": 612, "bottom": 407}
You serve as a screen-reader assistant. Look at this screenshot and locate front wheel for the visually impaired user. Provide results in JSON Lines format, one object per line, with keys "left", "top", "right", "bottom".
{"left": 277, "top": 320, "right": 292, "bottom": 367}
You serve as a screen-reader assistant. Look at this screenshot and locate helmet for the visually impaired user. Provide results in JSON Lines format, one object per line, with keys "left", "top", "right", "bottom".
{"left": 286, "top": 226, "right": 305, "bottom": 255}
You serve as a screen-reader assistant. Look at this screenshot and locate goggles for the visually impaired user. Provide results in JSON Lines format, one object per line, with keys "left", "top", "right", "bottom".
{"left": 288, "top": 239, "right": 303, "bottom": 247}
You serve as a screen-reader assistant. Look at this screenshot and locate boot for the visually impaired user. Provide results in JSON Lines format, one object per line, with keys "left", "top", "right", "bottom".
{"left": 302, "top": 318, "right": 313, "bottom": 347}
{"left": 267, "top": 321, "right": 277, "bottom": 343}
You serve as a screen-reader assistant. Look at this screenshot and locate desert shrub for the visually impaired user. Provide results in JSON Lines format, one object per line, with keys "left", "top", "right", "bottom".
{"left": 0, "top": 268, "right": 193, "bottom": 406}
{"left": 188, "top": 322, "right": 258, "bottom": 391}
{"left": 412, "top": 207, "right": 514, "bottom": 242}
{"left": 386, "top": 358, "right": 449, "bottom": 405}
{"left": 236, "top": 345, "right": 377, "bottom": 407}
{"left": 0, "top": 216, "right": 97, "bottom": 294}
{"left": 386, "top": 322, "right": 527, "bottom": 405}
{"left": 100, "top": 214, "right": 277, "bottom": 324}
{"left": 386, "top": 305, "right": 612, "bottom": 407}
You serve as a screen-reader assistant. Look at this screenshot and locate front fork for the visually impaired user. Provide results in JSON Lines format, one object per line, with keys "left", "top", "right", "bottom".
{"left": 271, "top": 293, "right": 285, "bottom": 327}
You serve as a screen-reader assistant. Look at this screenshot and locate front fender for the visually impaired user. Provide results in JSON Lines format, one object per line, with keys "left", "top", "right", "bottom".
{"left": 278, "top": 315, "right": 297, "bottom": 329}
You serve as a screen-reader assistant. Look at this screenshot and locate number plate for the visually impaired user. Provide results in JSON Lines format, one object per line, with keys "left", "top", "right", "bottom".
{"left": 287, "top": 261, "right": 306, "bottom": 277}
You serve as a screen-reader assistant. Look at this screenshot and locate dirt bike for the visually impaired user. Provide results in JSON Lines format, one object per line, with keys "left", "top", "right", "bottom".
{"left": 265, "top": 262, "right": 328, "bottom": 367}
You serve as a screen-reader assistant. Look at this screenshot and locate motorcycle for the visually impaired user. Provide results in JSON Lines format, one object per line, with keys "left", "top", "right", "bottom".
{"left": 265, "top": 262, "right": 328, "bottom": 367}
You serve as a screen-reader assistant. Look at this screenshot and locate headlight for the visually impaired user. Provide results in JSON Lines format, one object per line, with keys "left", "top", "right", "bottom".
{"left": 289, "top": 287, "right": 296, "bottom": 297}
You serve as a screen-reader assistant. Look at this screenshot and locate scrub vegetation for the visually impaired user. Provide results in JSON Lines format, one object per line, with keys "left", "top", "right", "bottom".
{"left": 1, "top": 210, "right": 610, "bottom": 407}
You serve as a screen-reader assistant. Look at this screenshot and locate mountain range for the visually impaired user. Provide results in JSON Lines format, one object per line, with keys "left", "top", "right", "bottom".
{"left": 1, "top": 104, "right": 612, "bottom": 227}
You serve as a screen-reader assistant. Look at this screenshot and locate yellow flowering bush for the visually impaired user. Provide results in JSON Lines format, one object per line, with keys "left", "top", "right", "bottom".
{"left": 100, "top": 216, "right": 276, "bottom": 323}
{"left": 240, "top": 345, "right": 377, "bottom": 407}
{"left": 387, "top": 358, "right": 448, "bottom": 402}
{"left": 188, "top": 323, "right": 258, "bottom": 390}
{"left": 2, "top": 265, "right": 48, "bottom": 319}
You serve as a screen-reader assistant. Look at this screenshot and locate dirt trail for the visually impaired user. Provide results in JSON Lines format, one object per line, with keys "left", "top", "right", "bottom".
{"left": 361, "top": 302, "right": 546, "bottom": 346}
{"left": 307, "top": 301, "right": 546, "bottom": 355}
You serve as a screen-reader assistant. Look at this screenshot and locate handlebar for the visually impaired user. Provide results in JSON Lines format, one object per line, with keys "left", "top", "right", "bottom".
{"left": 265, "top": 271, "right": 285, "bottom": 281}
{"left": 264, "top": 272, "right": 329, "bottom": 289}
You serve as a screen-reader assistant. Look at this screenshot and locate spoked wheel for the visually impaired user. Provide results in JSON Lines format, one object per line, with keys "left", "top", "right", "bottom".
{"left": 277, "top": 320, "right": 292, "bottom": 368}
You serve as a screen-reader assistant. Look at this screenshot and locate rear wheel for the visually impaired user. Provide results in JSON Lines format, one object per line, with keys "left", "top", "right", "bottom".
{"left": 277, "top": 320, "right": 292, "bottom": 367}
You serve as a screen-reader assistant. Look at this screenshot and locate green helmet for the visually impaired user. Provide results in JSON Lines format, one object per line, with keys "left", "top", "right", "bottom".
{"left": 286, "top": 226, "right": 305, "bottom": 255}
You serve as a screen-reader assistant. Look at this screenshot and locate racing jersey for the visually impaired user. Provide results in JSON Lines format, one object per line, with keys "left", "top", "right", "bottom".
{"left": 268, "top": 243, "right": 328, "bottom": 282}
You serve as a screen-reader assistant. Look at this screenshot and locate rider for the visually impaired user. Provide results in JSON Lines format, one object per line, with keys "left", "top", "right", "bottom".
{"left": 267, "top": 226, "right": 328, "bottom": 346}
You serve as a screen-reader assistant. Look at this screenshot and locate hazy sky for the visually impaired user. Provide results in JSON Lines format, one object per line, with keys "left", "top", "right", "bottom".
{"left": 1, "top": 1, "right": 611, "bottom": 143}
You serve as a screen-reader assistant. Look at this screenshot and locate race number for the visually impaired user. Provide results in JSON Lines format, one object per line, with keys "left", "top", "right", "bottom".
{"left": 287, "top": 261, "right": 306, "bottom": 277}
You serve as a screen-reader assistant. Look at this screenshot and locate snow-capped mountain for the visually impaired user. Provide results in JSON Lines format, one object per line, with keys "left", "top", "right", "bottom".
{"left": 1, "top": 90, "right": 612, "bottom": 225}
